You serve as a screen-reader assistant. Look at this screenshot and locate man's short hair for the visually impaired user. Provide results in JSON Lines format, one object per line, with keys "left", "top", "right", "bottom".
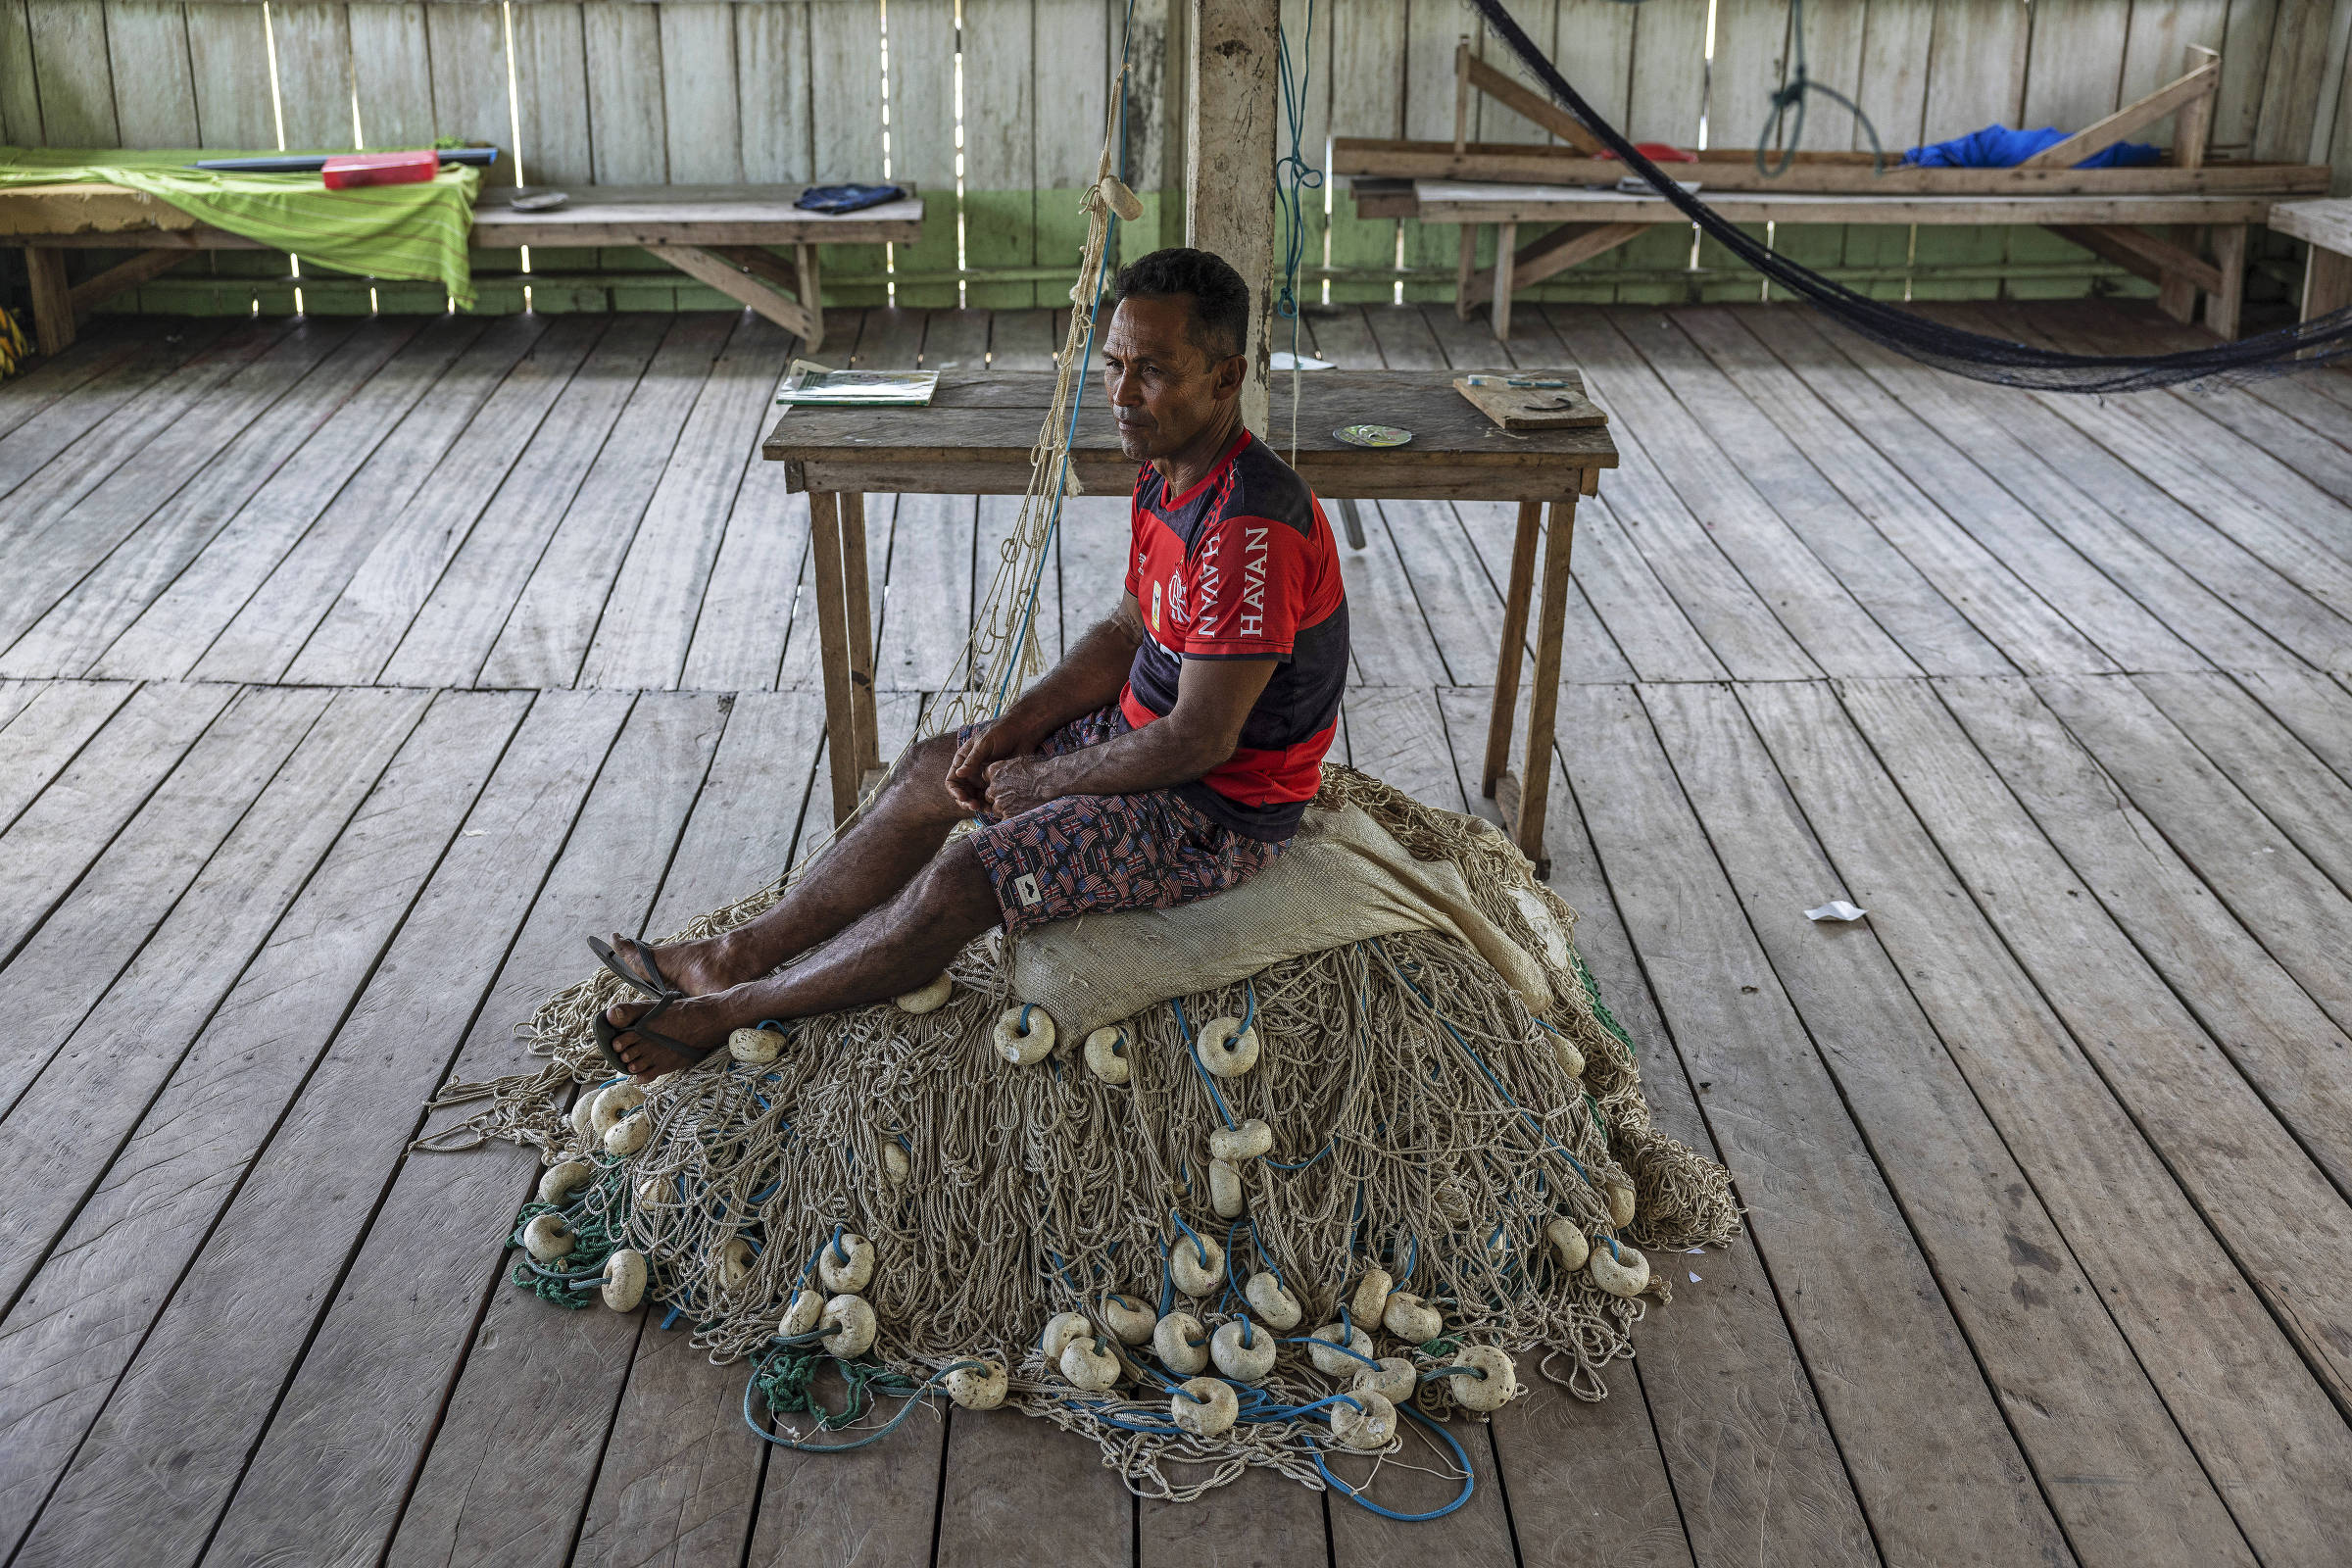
{"left": 1109, "top": 247, "right": 1250, "bottom": 362}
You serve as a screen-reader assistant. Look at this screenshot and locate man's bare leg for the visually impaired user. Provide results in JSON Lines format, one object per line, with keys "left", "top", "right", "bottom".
{"left": 608, "top": 839, "right": 1001, "bottom": 1079}
{"left": 609, "top": 732, "right": 971, "bottom": 996}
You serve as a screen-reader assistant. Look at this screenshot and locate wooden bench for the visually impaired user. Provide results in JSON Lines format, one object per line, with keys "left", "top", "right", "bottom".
{"left": 2, "top": 181, "right": 923, "bottom": 357}
{"left": 2271, "top": 199, "right": 2352, "bottom": 322}
{"left": 1339, "top": 41, "right": 2327, "bottom": 342}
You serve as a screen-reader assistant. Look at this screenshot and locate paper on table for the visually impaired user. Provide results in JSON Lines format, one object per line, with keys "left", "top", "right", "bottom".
{"left": 1271, "top": 350, "right": 1335, "bottom": 369}
{"left": 1804, "top": 900, "right": 1868, "bottom": 922}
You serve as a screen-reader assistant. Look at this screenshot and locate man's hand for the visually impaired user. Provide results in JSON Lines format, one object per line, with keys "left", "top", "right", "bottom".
{"left": 946, "top": 717, "right": 1038, "bottom": 813}
{"left": 982, "top": 755, "right": 1059, "bottom": 819}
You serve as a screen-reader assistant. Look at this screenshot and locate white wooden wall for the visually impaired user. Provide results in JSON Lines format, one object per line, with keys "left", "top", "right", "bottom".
{"left": 6, "top": 0, "right": 2352, "bottom": 306}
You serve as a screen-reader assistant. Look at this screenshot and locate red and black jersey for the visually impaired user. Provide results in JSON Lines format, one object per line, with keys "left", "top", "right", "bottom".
{"left": 1120, "top": 430, "right": 1348, "bottom": 840}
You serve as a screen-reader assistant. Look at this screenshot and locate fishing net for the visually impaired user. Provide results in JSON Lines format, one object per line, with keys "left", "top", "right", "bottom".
{"left": 426, "top": 767, "right": 1740, "bottom": 1507}
{"left": 1464, "top": 0, "right": 2352, "bottom": 392}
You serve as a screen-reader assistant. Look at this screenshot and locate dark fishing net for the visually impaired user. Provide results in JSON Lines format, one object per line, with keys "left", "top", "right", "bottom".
{"left": 1464, "top": 0, "right": 2352, "bottom": 392}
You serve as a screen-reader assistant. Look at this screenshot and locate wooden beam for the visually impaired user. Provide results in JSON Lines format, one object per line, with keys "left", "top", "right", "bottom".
{"left": 2020, "top": 52, "right": 2221, "bottom": 170}
{"left": 1460, "top": 220, "right": 1647, "bottom": 306}
{"left": 1453, "top": 37, "right": 1473, "bottom": 156}
{"left": 24, "top": 247, "right": 72, "bottom": 356}
{"left": 1463, "top": 52, "right": 1605, "bottom": 156}
{"left": 643, "top": 243, "right": 818, "bottom": 345}
{"left": 66, "top": 248, "right": 192, "bottom": 314}
{"left": 1187, "top": 0, "right": 1279, "bottom": 432}
{"left": 2044, "top": 224, "right": 2222, "bottom": 295}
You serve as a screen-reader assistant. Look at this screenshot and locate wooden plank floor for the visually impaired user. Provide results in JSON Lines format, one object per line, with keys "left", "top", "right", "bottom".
{"left": 3, "top": 299, "right": 2351, "bottom": 1568}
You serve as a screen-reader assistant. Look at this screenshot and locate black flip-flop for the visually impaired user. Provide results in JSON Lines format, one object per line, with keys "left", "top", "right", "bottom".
{"left": 586, "top": 935, "right": 696, "bottom": 1075}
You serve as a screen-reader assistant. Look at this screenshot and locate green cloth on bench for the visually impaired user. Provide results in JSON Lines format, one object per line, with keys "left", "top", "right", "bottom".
{"left": 0, "top": 147, "right": 481, "bottom": 306}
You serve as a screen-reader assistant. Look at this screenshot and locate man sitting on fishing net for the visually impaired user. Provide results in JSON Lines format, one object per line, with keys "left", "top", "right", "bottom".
{"left": 593, "top": 248, "right": 1348, "bottom": 1082}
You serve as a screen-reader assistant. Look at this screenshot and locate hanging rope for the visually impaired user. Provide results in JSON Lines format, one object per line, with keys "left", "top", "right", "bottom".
{"left": 1463, "top": 0, "right": 2352, "bottom": 390}
{"left": 1755, "top": 0, "right": 1885, "bottom": 177}
{"left": 1275, "top": 0, "right": 1323, "bottom": 463}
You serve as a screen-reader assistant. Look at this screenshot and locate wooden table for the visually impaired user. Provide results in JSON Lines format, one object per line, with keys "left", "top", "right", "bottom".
{"left": 2271, "top": 198, "right": 2352, "bottom": 322}
{"left": 3, "top": 181, "right": 921, "bottom": 356}
{"left": 761, "top": 369, "right": 1619, "bottom": 876}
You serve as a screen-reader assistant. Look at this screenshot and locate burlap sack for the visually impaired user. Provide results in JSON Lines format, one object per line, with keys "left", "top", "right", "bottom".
{"left": 1007, "top": 802, "right": 1552, "bottom": 1041}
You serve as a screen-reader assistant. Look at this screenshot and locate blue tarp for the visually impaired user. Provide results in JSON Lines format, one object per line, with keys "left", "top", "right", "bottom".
{"left": 1903, "top": 124, "right": 2162, "bottom": 170}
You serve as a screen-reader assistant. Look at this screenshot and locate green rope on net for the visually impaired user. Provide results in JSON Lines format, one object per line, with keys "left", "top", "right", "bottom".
{"left": 507, "top": 1190, "right": 626, "bottom": 1308}
{"left": 1569, "top": 947, "right": 1636, "bottom": 1054}
{"left": 752, "top": 1342, "right": 930, "bottom": 1432}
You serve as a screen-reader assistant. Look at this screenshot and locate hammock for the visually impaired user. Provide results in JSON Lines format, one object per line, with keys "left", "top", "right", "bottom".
{"left": 1464, "top": 0, "right": 2352, "bottom": 392}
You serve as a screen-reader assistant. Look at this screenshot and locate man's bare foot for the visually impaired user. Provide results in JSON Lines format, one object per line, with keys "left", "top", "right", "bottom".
{"left": 606, "top": 990, "right": 760, "bottom": 1082}
{"left": 607, "top": 930, "right": 748, "bottom": 998}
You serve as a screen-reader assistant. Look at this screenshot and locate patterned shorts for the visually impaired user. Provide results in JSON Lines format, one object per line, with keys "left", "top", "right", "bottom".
{"left": 958, "top": 706, "right": 1289, "bottom": 935}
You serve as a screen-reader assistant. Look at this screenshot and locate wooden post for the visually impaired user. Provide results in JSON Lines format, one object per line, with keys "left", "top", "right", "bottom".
{"left": 1491, "top": 221, "right": 1518, "bottom": 340}
{"left": 2301, "top": 245, "right": 2352, "bottom": 322}
{"left": 1186, "top": 0, "right": 1279, "bottom": 432}
{"left": 24, "top": 247, "right": 73, "bottom": 356}
{"left": 2206, "top": 223, "right": 2247, "bottom": 339}
{"left": 838, "top": 491, "right": 882, "bottom": 793}
{"left": 2159, "top": 45, "right": 2218, "bottom": 324}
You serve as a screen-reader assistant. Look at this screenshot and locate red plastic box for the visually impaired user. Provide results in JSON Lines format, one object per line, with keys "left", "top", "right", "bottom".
{"left": 321, "top": 150, "right": 439, "bottom": 189}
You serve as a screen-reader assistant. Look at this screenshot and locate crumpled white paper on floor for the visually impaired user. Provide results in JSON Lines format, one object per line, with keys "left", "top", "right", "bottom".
{"left": 1804, "top": 900, "right": 1868, "bottom": 922}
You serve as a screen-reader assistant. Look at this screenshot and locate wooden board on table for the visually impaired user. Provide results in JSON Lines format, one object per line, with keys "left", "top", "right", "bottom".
{"left": 1451, "top": 369, "right": 1607, "bottom": 428}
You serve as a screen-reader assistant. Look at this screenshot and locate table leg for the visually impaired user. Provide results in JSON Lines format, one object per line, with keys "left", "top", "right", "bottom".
{"left": 796, "top": 242, "right": 825, "bottom": 353}
{"left": 1483, "top": 500, "right": 1542, "bottom": 797}
{"left": 1491, "top": 221, "right": 1518, "bottom": 341}
{"left": 2205, "top": 223, "right": 2246, "bottom": 340}
{"left": 24, "top": 247, "right": 73, "bottom": 356}
{"left": 2303, "top": 245, "right": 2352, "bottom": 323}
{"left": 1455, "top": 225, "right": 1479, "bottom": 321}
{"left": 1509, "top": 498, "right": 1576, "bottom": 878}
{"left": 807, "top": 491, "right": 863, "bottom": 823}
{"left": 837, "top": 490, "right": 884, "bottom": 796}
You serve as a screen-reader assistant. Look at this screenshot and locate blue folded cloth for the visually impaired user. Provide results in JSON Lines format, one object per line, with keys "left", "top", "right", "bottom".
{"left": 1903, "top": 124, "right": 2161, "bottom": 170}
{"left": 795, "top": 183, "right": 906, "bottom": 214}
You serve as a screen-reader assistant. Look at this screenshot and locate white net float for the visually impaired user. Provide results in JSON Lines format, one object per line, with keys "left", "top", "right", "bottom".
{"left": 603, "top": 1114, "right": 651, "bottom": 1157}
{"left": 1306, "top": 1321, "right": 1374, "bottom": 1376}
{"left": 1082, "top": 1026, "right": 1132, "bottom": 1085}
{"left": 634, "top": 1174, "right": 668, "bottom": 1208}
{"left": 601, "top": 1248, "right": 647, "bottom": 1311}
{"left": 1171, "top": 1377, "right": 1239, "bottom": 1438}
{"left": 994, "top": 1004, "right": 1054, "bottom": 1065}
{"left": 1209, "top": 1317, "right": 1276, "bottom": 1384}
{"left": 589, "top": 1081, "right": 645, "bottom": 1140}
{"left": 1589, "top": 1239, "right": 1650, "bottom": 1298}
{"left": 1041, "top": 1310, "right": 1093, "bottom": 1366}
{"left": 1153, "top": 1311, "right": 1209, "bottom": 1376}
{"left": 1101, "top": 1293, "right": 1155, "bottom": 1346}
{"left": 1243, "top": 1270, "right": 1302, "bottom": 1331}
{"left": 1207, "top": 1158, "right": 1245, "bottom": 1219}
{"left": 946, "top": 1358, "right": 1007, "bottom": 1409}
{"left": 896, "top": 974, "right": 953, "bottom": 1014}
{"left": 1207, "top": 1119, "right": 1272, "bottom": 1162}
{"left": 1605, "top": 1177, "right": 1638, "bottom": 1230}
{"left": 521, "top": 1213, "right": 574, "bottom": 1262}
{"left": 1347, "top": 1267, "right": 1393, "bottom": 1329}
{"left": 1329, "top": 1390, "right": 1398, "bottom": 1450}
{"left": 1354, "top": 1356, "right": 1417, "bottom": 1405}
{"left": 1097, "top": 173, "right": 1146, "bottom": 222}
{"left": 1449, "top": 1345, "right": 1518, "bottom": 1412}
{"left": 817, "top": 1231, "right": 875, "bottom": 1294}
{"left": 1169, "top": 1233, "right": 1225, "bottom": 1297}
{"left": 567, "top": 1091, "right": 598, "bottom": 1146}
{"left": 713, "top": 1236, "right": 755, "bottom": 1291}
{"left": 1060, "top": 1335, "right": 1119, "bottom": 1391}
{"left": 884, "top": 1143, "right": 909, "bottom": 1184}
{"left": 537, "top": 1160, "right": 594, "bottom": 1206}
{"left": 781, "top": 1288, "right": 825, "bottom": 1338}
{"left": 1549, "top": 1030, "right": 1586, "bottom": 1079}
{"left": 822, "top": 1294, "right": 877, "bottom": 1356}
{"left": 729, "top": 1027, "right": 780, "bottom": 1065}
{"left": 1546, "top": 1216, "right": 1591, "bottom": 1272}
{"left": 1194, "top": 1016, "right": 1259, "bottom": 1077}
{"left": 1382, "top": 1291, "right": 1444, "bottom": 1345}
